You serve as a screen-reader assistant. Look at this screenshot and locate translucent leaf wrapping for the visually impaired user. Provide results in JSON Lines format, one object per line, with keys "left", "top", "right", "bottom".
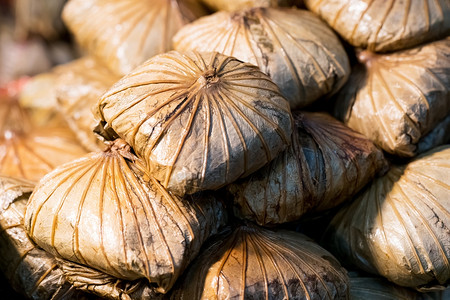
{"left": 334, "top": 38, "right": 450, "bottom": 157}
{"left": 0, "top": 176, "right": 80, "bottom": 299}
{"left": 0, "top": 95, "right": 87, "bottom": 182}
{"left": 170, "top": 224, "right": 349, "bottom": 299}
{"left": 173, "top": 8, "right": 350, "bottom": 109}
{"left": 96, "top": 51, "right": 293, "bottom": 196}
{"left": 62, "top": 0, "right": 207, "bottom": 75}
{"left": 24, "top": 141, "right": 228, "bottom": 294}
{"left": 228, "top": 112, "right": 387, "bottom": 225}
{"left": 324, "top": 145, "right": 450, "bottom": 290}
{"left": 305, "top": 0, "right": 450, "bottom": 52}
{"left": 201, "top": 0, "right": 301, "bottom": 11}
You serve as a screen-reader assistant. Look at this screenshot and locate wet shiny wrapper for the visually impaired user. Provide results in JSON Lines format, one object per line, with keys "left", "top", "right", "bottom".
{"left": 96, "top": 51, "right": 293, "bottom": 196}
{"left": 174, "top": 7, "right": 350, "bottom": 109}
{"left": 25, "top": 141, "right": 227, "bottom": 294}
{"left": 62, "top": 0, "right": 207, "bottom": 75}
{"left": 228, "top": 112, "right": 387, "bottom": 226}
{"left": 171, "top": 224, "right": 349, "bottom": 299}
{"left": 0, "top": 176, "right": 81, "bottom": 299}
{"left": 305, "top": 0, "right": 450, "bottom": 52}
{"left": 324, "top": 145, "right": 450, "bottom": 290}
{"left": 334, "top": 38, "right": 450, "bottom": 157}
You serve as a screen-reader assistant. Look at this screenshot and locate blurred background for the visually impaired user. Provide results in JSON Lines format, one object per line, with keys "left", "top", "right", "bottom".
{"left": 0, "top": 0, "right": 75, "bottom": 87}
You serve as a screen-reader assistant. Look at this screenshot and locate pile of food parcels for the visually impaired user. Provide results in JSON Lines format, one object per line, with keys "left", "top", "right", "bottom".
{"left": 0, "top": 0, "right": 449, "bottom": 299}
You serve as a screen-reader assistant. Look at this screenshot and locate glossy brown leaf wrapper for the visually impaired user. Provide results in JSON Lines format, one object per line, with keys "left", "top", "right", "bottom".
{"left": 334, "top": 38, "right": 450, "bottom": 157}
{"left": 58, "top": 259, "right": 162, "bottom": 300}
{"left": 62, "top": 0, "right": 207, "bottom": 75}
{"left": 96, "top": 51, "right": 293, "bottom": 196}
{"left": 201, "top": 0, "right": 301, "bottom": 11}
{"left": 24, "top": 142, "right": 228, "bottom": 294}
{"left": 170, "top": 225, "right": 349, "bottom": 299}
{"left": 348, "top": 272, "right": 433, "bottom": 300}
{"left": 173, "top": 8, "right": 350, "bottom": 109}
{"left": 0, "top": 95, "right": 88, "bottom": 182}
{"left": 324, "top": 145, "right": 450, "bottom": 290}
{"left": 305, "top": 0, "right": 450, "bottom": 52}
{"left": 0, "top": 176, "right": 81, "bottom": 299}
{"left": 228, "top": 112, "right": 387, "bottom": 225}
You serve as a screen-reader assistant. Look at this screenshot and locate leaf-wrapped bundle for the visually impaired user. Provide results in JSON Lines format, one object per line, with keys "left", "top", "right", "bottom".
{"left": 228, "top": 112, "right": 387, "bottom": 225}
{"left": 62, "top": 0, "right": 207, "bottom": 75}
{"left": 0, "top": 176, "right": 80, "bottom": 299}
{"left": 171, "top": 224, "right": 349, "bottom": 299}
{"left": 173, "top": 8, "right": 350, "bottom": 109}
{"left": 19, "top": 57, "right": 120, "bottom": 151}
{"left": 305, "top": 0, "right": 450, "bottom": 52}
{"left": 201, "top": 0, "right": 301, "bottom": 12}
{"left": 96, "top": 51, "right": 293, "bottom": 195}
{"left": 58, "top": 259, "right": 162, "bottom": 300}
{"left": 334, "top": 38, "right": 450, "bottom": 157}
{"left": 55, "top": 57, "right": 120, "bottom": 151}
{"left": 417, "top": 114, "right": 450, "bottom": 155}
{"left": 324, "top": 145, "right": 450, "bottom": 290}
{"left": 25, "top": 139, "right": 227, "bottom": 294}
{"left": 0, "top": 94, "right": 87, "bottom": 182}
{"left": 348, "top": 272, "right": 433, "bottom": 300}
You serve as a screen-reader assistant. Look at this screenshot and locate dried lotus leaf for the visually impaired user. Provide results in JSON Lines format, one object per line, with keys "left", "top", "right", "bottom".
{"left": 305, "top": 0, "right": 450, "bottom": 52}
{"left": 228, "top": 112, "right": 387, "bottom": 225}
{"left": 0, "top": 90, "right": 32, "bottom": 134}
{"left": 201, "top": 0, "right": 301, "bottom": 11}
{"left": 24, "top": 140, "right": 227, "bottom": 294}
{"left": 20, "top": 57, "right": 119, "bottom": 151}
{"left": 0, "top": 129, "right": 89, "bottom": 182}
{"left": 96, "top": 51, "right": 293, "bottom": 195}
{"left": 348, "top": 272, "right": 432, "bottom": 300}
{"left": 62, "top": 0, "right": 207, "bottom": 75}
{"left": 0, "top": 95, "right": 87, "bottom": 182}
{"left": 54, "top": 57, "right": 120, "bottom": 151}
{"left": 417, "top": 114, "right": 450, "bottom": 155}
{"left": 0, "top": 176, "right": 81, "bottom": 299}
{"left": 0, "top": 175, "right": 33, "bottom": 212}
{"left": 324, "top": 145, "right": 450, "bottom": 290}
{"left": 173, "top": 8, "right": 350, "bottom": 109}
{"left": 58, "top": 259, "right": 162, "bottom": 300}
{"left": 171, "top": 225, "right": 349, "bottom": 299}
{"left": 334, "top": 38, "right": 450, "bottom": 157}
